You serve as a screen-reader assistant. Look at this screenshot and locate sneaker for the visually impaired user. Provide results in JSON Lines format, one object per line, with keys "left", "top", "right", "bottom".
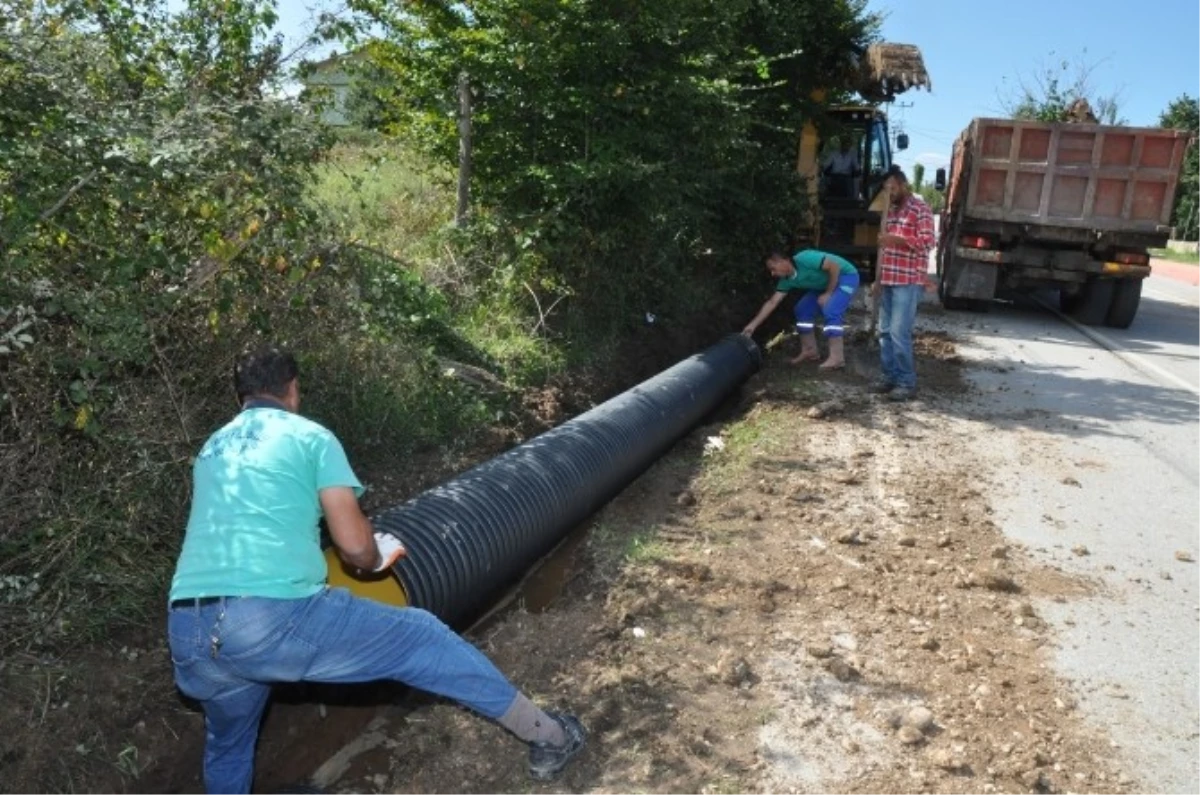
{"left": 528, "top": 713, "right": 586, "bottom": 781}
{"left": 887, "top": 387, "right": 916, "bottom": 402}
{"left": 868, "top": 380, "right": 896, "bottom": 394}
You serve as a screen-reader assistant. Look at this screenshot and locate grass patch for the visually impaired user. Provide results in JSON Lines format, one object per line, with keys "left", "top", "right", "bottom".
{"left": 314, "top": 139, "right": 454, "bottom": 267}
{"left": 1150, "top": 247, "right": 1199, "bottom": 265}
{"left": 699, "top": 404, "right": 797, "bottom": 493}
{"left": 588, "top": 522, "right": 668, "bottom": 571}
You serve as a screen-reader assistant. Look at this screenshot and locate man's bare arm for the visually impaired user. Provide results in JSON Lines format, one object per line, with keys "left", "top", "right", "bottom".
{"left": 321, "top": 486, "right": 380, "bottom": 572}
{"left": 743, "top": 291, "right": 786, "bottom": 335}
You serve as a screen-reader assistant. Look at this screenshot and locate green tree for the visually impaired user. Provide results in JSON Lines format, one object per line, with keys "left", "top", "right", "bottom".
{"left": 1159, "top": 94, "right": 1198, "bottom": 242}
{"left": 0, "top": 0, "right": 338, "bottom": 653}
{"left": 1002, "top": 51, "right": 1125, "bottom": 125}
{"left": 340, "top": 0, "right": 880, "bottom": 328}
{"left": 912, "top": 162, "right": 943, "bottom": 212}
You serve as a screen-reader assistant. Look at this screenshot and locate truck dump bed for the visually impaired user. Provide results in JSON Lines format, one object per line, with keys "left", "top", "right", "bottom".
{"left": 950, "top": 118, "right": 1191, "bottom": 234}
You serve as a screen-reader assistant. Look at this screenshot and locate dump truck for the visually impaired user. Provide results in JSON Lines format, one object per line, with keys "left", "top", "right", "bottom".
{"left": 794, "top": 43, "right": 932, "bottom": 281}
{"left": 934, "top": 118, "right": 1193, "bottom": 327}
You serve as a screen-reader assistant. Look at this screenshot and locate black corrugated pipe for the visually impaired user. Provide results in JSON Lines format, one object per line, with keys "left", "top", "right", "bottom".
{"left": 372, "top": 334, "right": 761, "bottom": 626}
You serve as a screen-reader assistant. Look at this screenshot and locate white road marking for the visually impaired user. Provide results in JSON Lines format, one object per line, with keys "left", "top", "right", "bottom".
{"left": 1034, "top": 296, "right": 1200, "bottom": 398}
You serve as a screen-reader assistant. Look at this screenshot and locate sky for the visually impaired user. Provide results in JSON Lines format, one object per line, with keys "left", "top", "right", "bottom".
{"left": 872, "top": 0, "right": 1200, "bottom": 176}
{"left": 270, "top": 0, "right": 1200, "bottom": 174}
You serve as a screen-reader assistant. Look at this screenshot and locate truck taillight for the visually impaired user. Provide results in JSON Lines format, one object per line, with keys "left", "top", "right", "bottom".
{"left": 960, "top": 235, "right": 993, "bottom": 249}
{"left": 1112, "top": 251, "right": 1149, "bottom": 265}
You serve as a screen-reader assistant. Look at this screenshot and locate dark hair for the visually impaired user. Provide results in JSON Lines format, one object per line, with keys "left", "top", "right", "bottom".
{"left": 764, "top": 250, "right": 790, "bottom": 265}
{"left": 233, "top": 345, "right": 299, "bottom": 403}
{"left": 884, "top": 165, "right": 908, "bottom": 184}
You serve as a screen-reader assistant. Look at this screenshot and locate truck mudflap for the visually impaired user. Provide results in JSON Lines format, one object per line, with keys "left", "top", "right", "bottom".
{"left": 944, "top": 249, "right": 998, "bottom": 300}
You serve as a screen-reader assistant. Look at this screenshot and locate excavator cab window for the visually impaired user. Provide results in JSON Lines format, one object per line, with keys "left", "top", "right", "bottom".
{"left": 863, "top": 117, "right": 893, "bottom": 199}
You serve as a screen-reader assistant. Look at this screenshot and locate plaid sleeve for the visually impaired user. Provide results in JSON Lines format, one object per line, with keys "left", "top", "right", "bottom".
{"left": 912, "top": 200, "right": 936, "bottom": 260}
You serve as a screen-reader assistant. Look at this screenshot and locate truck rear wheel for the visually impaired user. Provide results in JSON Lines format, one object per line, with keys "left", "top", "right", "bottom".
{"left": 1068, "top": 279, "right": 1115, "bottom": 326}
{"left": 1059, "top": 288, "right": 1081, "bottom": 314}
{"left": 1104, "top": 278, "right": 1142, "bottom": 329}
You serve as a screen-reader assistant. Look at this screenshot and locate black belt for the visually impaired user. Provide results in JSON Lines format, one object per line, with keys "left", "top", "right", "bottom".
{"left": 170, "top": 596, "right": 236, "bottom": 609}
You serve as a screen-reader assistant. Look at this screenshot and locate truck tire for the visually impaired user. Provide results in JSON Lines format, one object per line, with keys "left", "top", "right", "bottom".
{"left": 1104, "top": 278, "right": 1142, "bottom": 329}
{"left": 1059, "top": 288, "right": 1081, "bottom": 314}
{"left": 1068, "top": 278, "right": 1115, "bottom": 326}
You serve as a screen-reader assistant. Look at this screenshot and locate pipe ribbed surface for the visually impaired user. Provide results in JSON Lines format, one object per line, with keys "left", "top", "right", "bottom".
{"left": 373, "top": 334, "right": 761, "bottom": 626}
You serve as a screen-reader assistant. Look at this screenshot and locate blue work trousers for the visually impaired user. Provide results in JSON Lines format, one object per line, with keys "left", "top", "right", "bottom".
{"left": 793, "top": 272, "right": 860, "bottom": 337}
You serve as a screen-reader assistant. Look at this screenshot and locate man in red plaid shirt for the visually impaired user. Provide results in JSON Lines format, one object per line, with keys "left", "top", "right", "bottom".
{"left": 870, "top": 166, "right": 935, "bottom": 401}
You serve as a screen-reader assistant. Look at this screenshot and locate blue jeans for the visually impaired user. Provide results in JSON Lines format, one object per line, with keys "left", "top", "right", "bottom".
{"left": 878, "top": 284, "right": 923, "bottom": 389}
{"left": 793, "top": 273, "right": 860, "bottom": 337}
{"left": 168, "top": 588, "right": 519, "bottom": 793}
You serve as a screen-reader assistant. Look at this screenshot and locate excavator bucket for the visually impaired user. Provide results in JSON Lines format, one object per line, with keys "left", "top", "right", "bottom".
{"left": 858, "top": 43, "right": 931, "bottom": 101}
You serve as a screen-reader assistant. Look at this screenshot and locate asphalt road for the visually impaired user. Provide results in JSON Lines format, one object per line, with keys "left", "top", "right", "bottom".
{"left": 932, "top": 271, "right": 1199, "bottom": 793}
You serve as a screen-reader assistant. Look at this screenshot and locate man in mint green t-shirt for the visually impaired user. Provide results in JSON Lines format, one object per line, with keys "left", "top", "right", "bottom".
{"left": 170, "top": 396, "right": 364, "bottom": 603}
{"left": 167, "top": 346, "right": 585, "bottom": 793}
{"left": 741, "top": 248, "right": 861, "bottom": 369}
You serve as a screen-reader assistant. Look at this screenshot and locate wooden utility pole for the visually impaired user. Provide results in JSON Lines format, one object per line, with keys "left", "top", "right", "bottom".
{"left": 455, "top": 72, "right": 472, "bottom": 227}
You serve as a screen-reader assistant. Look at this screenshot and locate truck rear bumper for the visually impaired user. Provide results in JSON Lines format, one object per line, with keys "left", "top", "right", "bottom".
{"left": 955, "top": 247, "right": 1151, "bottom": 280}
{"left": 1100, "top": 262, "right": 1152, "bottom": 278}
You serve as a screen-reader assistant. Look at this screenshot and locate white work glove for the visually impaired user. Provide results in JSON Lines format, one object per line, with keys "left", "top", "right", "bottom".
{"left": 372, "top": 531, "right": 407, "bottom": 572}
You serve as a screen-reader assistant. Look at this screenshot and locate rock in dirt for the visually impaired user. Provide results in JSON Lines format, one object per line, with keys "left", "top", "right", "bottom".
{"left": 1175, "top": 550, "right": 1195, "bottom": 563}
{"left": 897, "top": 725, "right": 925, "bottom": 745}
{"left": 1071, "top": 545, "right": 1090, "bottom": 557}
{"left": 825, "top": 657, "right": 860, "bottom": 681}
{"left": 929, "top": 747, "right": 965, "bottom": 770}
{"left": 720, "top": 657, "right": 755, "bottom": 687}
{"left": 990, "top": 544, "right": 1009, "bottom": 560}
{"left": 836, "top": 529, "right": 861, "bottom": 545}
{"left": 806, "top": 644, "right": 834, "bottom": 659}
{"left": 1061, "top": 476, "right": 1082, "bottom": 488}
{"left": 897, "top": 534, "right": 917, "bottom": 548}
{"left": 919, "top": 636, "right": 940, "bottom": 651}
{"left": 967, "top": 569, "right": 1019, "bottom": 592}
{"left": 676, "top": 490, "right": 697, "bottom": 507}
{"left": 806, "top": 400, "right": 845, "bottom": 420}
{"left": 902, "top": 706, "right": 935, "bottom": 732}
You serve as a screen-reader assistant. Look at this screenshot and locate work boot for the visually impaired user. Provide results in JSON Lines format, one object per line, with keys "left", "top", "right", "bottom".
{"left": 528, "top": 713, "right": 586, "bottom": 781}
{"left": 887, "top": 386, "right": 916, "bottom": 402}
{"left": 868, "top": 380, "right": 896, "bottom": 394}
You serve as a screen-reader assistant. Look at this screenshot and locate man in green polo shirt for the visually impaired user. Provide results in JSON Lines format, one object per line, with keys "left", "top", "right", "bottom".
{"left": 741, "top": 248, "right": 861, "bottom": 369}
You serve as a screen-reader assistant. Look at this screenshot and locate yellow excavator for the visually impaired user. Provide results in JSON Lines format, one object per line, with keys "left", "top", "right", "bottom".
{"left": 794, "top": 43, "right": 931, "bottom": 282}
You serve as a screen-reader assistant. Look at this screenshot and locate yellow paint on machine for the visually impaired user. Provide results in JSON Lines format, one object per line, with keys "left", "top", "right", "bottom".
{"left": 323, "top": 546, "right": 409, "bottom": 607}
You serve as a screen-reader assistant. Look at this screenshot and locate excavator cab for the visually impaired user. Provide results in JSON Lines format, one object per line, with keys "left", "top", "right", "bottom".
{"left": 816, "top": 106, "right": 897, "bottom": 251}
{"left": 795, "top": 43, "right": 930, "bottom": 282}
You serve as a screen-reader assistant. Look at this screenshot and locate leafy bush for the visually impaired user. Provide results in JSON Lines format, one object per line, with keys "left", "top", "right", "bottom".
{"left": 0, "top": 0, "right": 493, "bottom": 656}
{"left": 342, "top": 0, "right": 879, "bottom": 340}
{"left": 1159, "top": 94, "right": 1198, "bottom": 242}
